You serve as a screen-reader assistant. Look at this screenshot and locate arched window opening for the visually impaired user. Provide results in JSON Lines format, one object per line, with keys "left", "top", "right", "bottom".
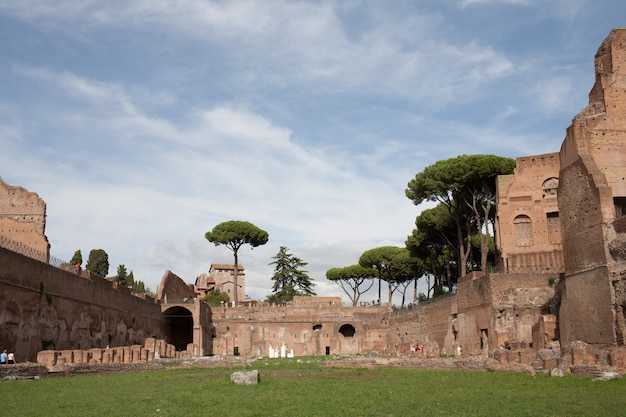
{"left": 313, "top": 324, "right": 322, "bottom": 331}
{"left": 339, "top": 324, "right": 356, "bottom": 338}
{"left": 542, "top": 177, "right": 559, "bottom": 199}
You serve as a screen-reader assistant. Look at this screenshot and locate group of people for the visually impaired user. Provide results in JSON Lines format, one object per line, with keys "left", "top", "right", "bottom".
{"left": 0, "top": 349, "right": 15, "bottom": 364}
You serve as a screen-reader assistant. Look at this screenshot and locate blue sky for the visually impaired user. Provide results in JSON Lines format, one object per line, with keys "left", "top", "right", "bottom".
{"left": 0, "top": 0, "right": 624, "bottom": 304}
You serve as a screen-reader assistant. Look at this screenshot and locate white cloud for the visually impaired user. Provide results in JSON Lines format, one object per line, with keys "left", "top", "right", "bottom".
{"left": 459, "top": 0, "right": 531, "bottom": 7}
{"left": 530, "top": 77, "right": 577, "bottom": 115}
{"left": 3, "top": 1, "right": 517, "bottom": 107}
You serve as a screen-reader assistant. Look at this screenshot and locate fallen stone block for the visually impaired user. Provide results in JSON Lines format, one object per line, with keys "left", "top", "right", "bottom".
{"left": 593, "top": 372, "right": 622, "bottom": 381}
{"left": 230, "top": 370, "right": 259, "bottom": 385}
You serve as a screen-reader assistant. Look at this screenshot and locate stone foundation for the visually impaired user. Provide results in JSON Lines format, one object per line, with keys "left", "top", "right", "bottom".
{"left": 36, "top": 338, "right": 194, "bottom": 370}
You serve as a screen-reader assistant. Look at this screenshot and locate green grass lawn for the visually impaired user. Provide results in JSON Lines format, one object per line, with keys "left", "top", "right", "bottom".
{"left": 1, "top": 359, "right": 625, "bottom": 417}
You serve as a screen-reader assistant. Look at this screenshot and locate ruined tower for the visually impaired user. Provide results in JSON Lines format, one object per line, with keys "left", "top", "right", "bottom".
{"left": 0, "top": 177, "right": 49, "bottom": 261}
{"left": 558, "top": 28, "right": 626, "bottom": 346}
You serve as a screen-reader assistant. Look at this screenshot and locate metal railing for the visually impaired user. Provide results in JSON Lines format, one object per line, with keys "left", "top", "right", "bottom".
{"left": 0, "top": 234, "right": 78, "bottom": 273}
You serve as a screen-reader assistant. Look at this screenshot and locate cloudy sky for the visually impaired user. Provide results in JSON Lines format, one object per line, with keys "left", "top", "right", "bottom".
{"left": 1, "top": 0, "right": 623, "bottom": 304}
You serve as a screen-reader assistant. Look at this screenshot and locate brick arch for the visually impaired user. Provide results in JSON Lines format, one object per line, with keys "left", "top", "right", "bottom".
{"left": 162, "top": 306, "right": 193, "bottom": 351}
{"left": 542, "top": 177, "right": 559, "bottom": 199}
{"left": 338, "top": 323, "right": 356, "bottom": 337}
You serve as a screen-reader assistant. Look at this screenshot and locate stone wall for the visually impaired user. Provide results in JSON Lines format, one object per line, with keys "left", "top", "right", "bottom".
{"left": 0, "top": 178, "right": 49, "bottom": 260}
{"left": 420, "top": 295, "right": 458, "bottom": 354}
{"left": 0, "top": 247, "right": 163, "bottom": 362}
{"left": 210, "top": 303, "right": 391, "bottom": 357}
{"left": 558, "top": 28, "right": 626, "bottom": 347}
{"left": 454, "top": 272, "right": 555, "bottom": 356}
{"left": 36, "top": 338, "right": 182, "bottom": 370}
{"left": 495, "top": 153, "right": 563, "bottom": 273}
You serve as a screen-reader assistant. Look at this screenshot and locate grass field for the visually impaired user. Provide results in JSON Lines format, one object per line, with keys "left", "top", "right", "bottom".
{"left": 1, "top": 359, "right": 625, "bottom": 417}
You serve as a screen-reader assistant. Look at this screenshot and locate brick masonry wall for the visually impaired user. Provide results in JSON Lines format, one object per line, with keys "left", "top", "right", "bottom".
{"left": 210, "top": 304, "right": 392, "bottom": 357}
{"left": 0, "top": 178, "right": 49, "bottom": 258}
{"left": 557, "top": 28, "right": 626, "bottom": 347}
{"left": 0, "top": 247, "right": 163, "bottom": 362}
{"left": 495, "top": 153, "right": 562, "bottom": 273}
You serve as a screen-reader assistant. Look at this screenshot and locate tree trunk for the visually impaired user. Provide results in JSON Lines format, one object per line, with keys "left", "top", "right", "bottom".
{"left": 233, "top": 250, "right": 239, "bottom": 306}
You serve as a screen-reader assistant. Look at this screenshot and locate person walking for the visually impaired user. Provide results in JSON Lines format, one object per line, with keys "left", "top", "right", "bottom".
{"left": 0, "top": 350, "right": 7, "bottom": 364}
{"left": 7, "top": 352, "right": 15, "bottom": 364}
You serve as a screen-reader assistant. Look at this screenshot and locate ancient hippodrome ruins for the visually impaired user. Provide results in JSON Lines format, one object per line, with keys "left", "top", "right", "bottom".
{"left": 2, "top": 28, "right": 626, "bottom": 375}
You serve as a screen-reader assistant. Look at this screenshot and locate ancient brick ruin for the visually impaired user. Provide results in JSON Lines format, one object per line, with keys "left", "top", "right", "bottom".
{"left": 495, "top": 152, "right": 563, "bottom": 274}
{"left": 194, "top": 263, "right": 247, "bottom": 304}
{"left": 0, "top": 178, "right": 49, "bottom": 262}
{"left": 557, "top": 28, "right": 626, "bottom": 348}
{"left": 2, "top": 28, "right": 626, "bottom": 375}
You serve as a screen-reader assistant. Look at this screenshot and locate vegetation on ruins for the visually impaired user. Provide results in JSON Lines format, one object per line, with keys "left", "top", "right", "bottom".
{"left": 205, "top": 220, "right": 269, "bottom": 305}
{"left": 325, "top": 264, "right": 376, "bottom": 306}
{"left": 405, "top": 154, "right": 515, "bottom": 283}
{"left": 3, "top": 362, "right": 626, "bottom": 417}
{"left": 85, "top": 248, "right": 109, "bottom": 277}
{"left": 203, "top": 288, "right": 230, "bottom": 306}
{"left": 69, "top": 249, "right": 82, "bottom": 266}
{"left": 110, "top": 265, "right": 153, "bottom": 296}
{"left": 405, "top": 204, "right": 458, "bottom": 296}
{"left": 359, "top": 246, "right": 422, "bottom": 305}
{"left": 113, "top": 264, "right": 130, "bottom": 286}
{"left": 266, "top": 245, "right": 316, "bottom": 302}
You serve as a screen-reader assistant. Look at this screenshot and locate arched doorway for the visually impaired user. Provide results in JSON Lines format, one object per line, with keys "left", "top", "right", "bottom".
{"left": 162, "top": 306, "right": 193, "bottom": 351}
{"left": 338, "top": 323, "right": 357, "bottom": 354}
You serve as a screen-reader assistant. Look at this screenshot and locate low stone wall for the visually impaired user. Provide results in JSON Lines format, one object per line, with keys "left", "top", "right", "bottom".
{"left": 36, "top": 338, "right": 194, "bottom": 370}
{"left": 492, "top": 340, "right": 626, "bottom": 375}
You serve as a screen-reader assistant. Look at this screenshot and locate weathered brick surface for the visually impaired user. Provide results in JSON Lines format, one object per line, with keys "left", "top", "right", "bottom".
{"left": 0, "top": 247, "right": 162, "bottom": 362}
{"left": 558, "top": 28, "right": 626, "bottom": 346}
{"left": 0, "top": 178, "right": 49, "bottom": 259}
{"left": 495, "top": 153, "right": 563, "bottom": 274}
{"left": 542, "top": 358, "right": 558, "bottom": 370}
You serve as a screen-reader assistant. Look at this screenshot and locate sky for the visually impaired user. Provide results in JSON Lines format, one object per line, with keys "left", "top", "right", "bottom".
{"left": 1, "top": 0, "right": 624, "bottom": 305}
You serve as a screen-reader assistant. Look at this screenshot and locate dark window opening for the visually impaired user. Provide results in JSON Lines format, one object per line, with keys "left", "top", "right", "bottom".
{"left": 615, "top": 197, "right": 626, "bottom": 217}
{"left": 480, "top": 329, "right": 488, "bottom": 350}
{"left": 547, "top": 211, "right": 561, "bottom": 243}
{"left": 339, "top": 324, "right": 356, "bottom": 337}
{"left": 313, "top": 324, "right": 322, "bottom": 331}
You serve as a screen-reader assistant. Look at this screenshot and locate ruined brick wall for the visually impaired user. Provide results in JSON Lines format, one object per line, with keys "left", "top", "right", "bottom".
{"left": 156, "top": 270, "right": 196, "bottom": 303}
{"left": 389, "top": 309, "right": 429, "bottom": 354}
{"left": 495, "top": 153, "right": 563, "bottom": 273}
{"left": 210, "top": 304, "right": 391, "bottom": 357}
{"left": 209, "top": 263, "right": 246, "bottom": 305}
{"left": 558, "top": 28, "right": 626, "bottom": 346}
{"left": 0, "top": 247, "right": 163, "bottom": 362}
{"left": 456, "top": 272, "right": 493, "bottom": 354}
{"left": 419, "top": 295, "right": 458, "bottom": 355}
{"left": 455, "top": 272, "right": 554, "bottom": 355}
{"left": 488, "top": 273, "right": 555, "bottom": 348}
{"left": 0, "top": 178, "right": 49, "bottom": 260}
